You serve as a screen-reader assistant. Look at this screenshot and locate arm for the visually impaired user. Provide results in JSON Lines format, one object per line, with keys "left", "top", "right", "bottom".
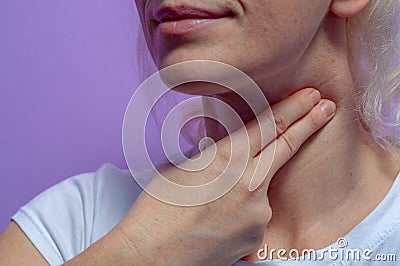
{"left": 0, "top": 222, "right": 48, "bottom": 265}
{"left": 0, "top": 221, "right": 144, "bottom": 266}
{"left": 0, "top": 88, "right": 335, "bottom": 266}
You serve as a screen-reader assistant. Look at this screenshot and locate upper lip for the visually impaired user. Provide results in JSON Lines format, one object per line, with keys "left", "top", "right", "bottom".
{"left": 153, "top": 5, "right": 232, "bottom": 23}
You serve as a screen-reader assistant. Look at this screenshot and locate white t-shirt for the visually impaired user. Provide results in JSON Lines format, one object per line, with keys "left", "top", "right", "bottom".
{"left": 12, "top": 163, "right": 400, "bottom": 265}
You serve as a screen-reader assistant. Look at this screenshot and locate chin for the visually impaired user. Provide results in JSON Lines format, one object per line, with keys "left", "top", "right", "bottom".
{"left": 156, "top": 53, "right": 241, "bottom": 96}
{"left": 171, "top": 82, "right": 231, "bottom": 95}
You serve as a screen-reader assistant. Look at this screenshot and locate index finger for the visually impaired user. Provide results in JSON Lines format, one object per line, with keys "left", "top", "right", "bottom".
{"left": 246, "top": 88, "right": 322, "bottom": 191}
{"left": 241, "top": 88, "right": 321, "bottom": 157}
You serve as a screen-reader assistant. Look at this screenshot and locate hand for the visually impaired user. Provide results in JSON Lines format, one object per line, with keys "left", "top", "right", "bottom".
{"left": 115, "top": 88, "right": 336, "bottom": 266}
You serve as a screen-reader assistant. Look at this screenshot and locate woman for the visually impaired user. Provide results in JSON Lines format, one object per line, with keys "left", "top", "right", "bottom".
{"left": 1, "top": 0, "right": 400, "bottom": 265}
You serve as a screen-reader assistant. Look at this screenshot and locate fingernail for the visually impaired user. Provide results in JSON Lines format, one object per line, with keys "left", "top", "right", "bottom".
{"left": 310, "top": 90, "right": 321, "bottom": 105}
{"left": 320, "top": 100, "right": 336, "bottom": 117}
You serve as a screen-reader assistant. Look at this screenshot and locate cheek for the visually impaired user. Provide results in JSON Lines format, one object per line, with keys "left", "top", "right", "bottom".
{"left": 233, "top": 0, "right": 330, "bottom": 74}
{"left": 145, "top": 0, "right": 330, "bottom": 77}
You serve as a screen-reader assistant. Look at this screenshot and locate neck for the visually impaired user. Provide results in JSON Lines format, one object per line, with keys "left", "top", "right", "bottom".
{"left": 203, "top": 13, "right": 400, "bottom": 258}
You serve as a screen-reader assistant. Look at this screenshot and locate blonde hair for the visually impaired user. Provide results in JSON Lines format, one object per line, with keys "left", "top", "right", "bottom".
{"left": 134, "top": 0, "right": 400, "bottom": 152}
{"left": 347, "top": 0, "right": 400, "bottom": 151}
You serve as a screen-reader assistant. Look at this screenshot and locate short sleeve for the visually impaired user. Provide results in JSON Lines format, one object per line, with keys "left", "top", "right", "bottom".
{"left": 12, "top": 163, "right": 145, "bottom": 265}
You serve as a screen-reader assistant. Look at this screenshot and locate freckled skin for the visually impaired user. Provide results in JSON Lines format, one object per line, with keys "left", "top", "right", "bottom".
{"left": 131, "top": 1, "right": 400, "bottom": 262}
{"left": 135, "top": 0, "right": 331, "bottom": 97}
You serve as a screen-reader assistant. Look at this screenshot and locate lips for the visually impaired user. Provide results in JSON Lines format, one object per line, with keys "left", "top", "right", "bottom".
{"left": 149, "top": 3, "right": 235, "bottom": 36}
{"left": 154, "top": 5, "right": 233, "bottom": 24}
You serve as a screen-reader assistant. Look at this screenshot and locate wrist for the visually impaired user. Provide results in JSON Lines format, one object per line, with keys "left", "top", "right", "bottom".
{"left": 63, "top": 224, "right": 146, "bottom": 265}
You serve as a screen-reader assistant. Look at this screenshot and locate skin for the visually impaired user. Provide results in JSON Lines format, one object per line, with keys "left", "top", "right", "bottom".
{"left": 0, "top": 91, "right": 336, "bottom": 266}
{"left": 0, "top": 0, "right": 399, "bottom": 265}
{"left": 135, "top": 0, "right": 400, "bottom": 260}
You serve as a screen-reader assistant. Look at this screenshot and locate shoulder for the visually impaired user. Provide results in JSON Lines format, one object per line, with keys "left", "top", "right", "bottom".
{"left": 12, "top": 163, "right": 147, "bottom": 265}
{"left": 360, "top": 210, "right": 400, "bottom": 264}
{"left": 342, "top": 172, "right": 400, "bottom": 264}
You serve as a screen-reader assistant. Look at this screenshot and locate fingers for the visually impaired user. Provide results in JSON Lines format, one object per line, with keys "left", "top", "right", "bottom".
{"left": 244, "top": 88, "right": 321, "bottom": 157}
{"left": 249, "top": 99, "right": 336, "bottom": 191}
{"left": 272, "top": 88, "right": 321, "bottom": 136}
{"left": 275, "top": 99, "right": 336, "bottom": 163}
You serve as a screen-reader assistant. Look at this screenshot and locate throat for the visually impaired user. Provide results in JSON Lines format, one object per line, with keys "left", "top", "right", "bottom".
{"left": 240, "top": 111, "right": 400, "bottom": 262}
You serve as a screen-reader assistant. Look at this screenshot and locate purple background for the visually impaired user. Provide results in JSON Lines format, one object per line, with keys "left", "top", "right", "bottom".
{"left": 0, "top": 0, "right": 163, "bottom": 232}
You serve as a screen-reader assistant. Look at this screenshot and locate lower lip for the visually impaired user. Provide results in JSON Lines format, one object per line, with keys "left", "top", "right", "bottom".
{"left": 157, "top": 17, "right": 229, "bottom": 36}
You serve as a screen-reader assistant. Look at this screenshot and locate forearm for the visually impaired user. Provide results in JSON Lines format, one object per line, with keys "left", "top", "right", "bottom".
{"left": 63, "top": 226, "right": 144, "bottom": 266}
{"left": 63, "top": 220, "right": 232, "bottom": 266}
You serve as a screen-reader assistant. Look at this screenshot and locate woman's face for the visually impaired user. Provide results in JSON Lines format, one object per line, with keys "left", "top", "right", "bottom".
{"left": 135, "top": 0, "right": 331, "bottom": 93}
